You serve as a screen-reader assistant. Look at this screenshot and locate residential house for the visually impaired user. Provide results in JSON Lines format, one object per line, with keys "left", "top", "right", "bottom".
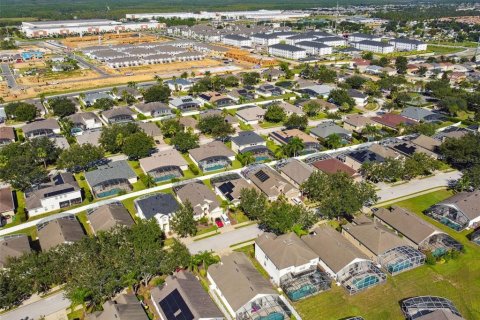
{"left": 0, "top": 187, "right": 15, "bottom": 223}
{"left": 25, "top": 173, "right": 82, "bottom": 217}
{"left": 255, "top": 233, "right": 330, "bottom": 300}
{"left": 213, "top": 177, "right": 255, "bottom": 206}
{"left": 134, "top": 193, "right": 180, "bottom": 233}
{"left": 342, "top": 219, "right": 425, "bottom": 275}
{"left": 276, "top": 101, "right": 305, "bottom": 117}
{"left": 371, "top": 113, "right": 416, "bottom": 131}
{"left": 298, "top": 98, "right": 338, "bottom": 113}
{"left": 37, "top": 215, "right": 85, "bottom": 251}
{"left": 343, "top": 114, "right": 376, "bottom": 133}
{"left": 236, "top": 105, "right": 266, "bottom": 124}
{"left": 255, "top": 84, "right": 284, "bottom": 97}
{"left": 270, "top": 128, "right": 321, "bottom": 154}
{"left": 134, "top": 102, "right": 172, "bottom": 118}
{"left": 208, "top": 252, "right": 292, "bottom": 320}
{"left": 301, "top": 226, "right": 387, "bottom": 294}
{"left": 66, "top": 112, "right": 102, "bottom": 135}
{"left": 390, "top": 140, "right": 438, "bottom": 159}
{"left": 87, "top": 202, "right": 134, "bottom": 235}
{"left": 102, "top": 107, "right": 136, "bottom": 124}
{"left": 343, "top": 147, "right": 387, "bottom": 171}
{"left": 425, "top": 191, "right": 480, "bottom": 231}
{"left": 373, "top": 206, "right": 463, "bottom": 255}
{"left": 400, "top": 107, "right": 444, "bottom": 123}
{"left": 312, "top": 158, "right": 361, "bottom": 181}
{"left": 175, "top": 181, "right": 223, "bottom": 219}
{"left": 88, "top": 294, "right": 147, "bottom": 320}
{"left": 410, "top": 134, "right": 442, "bottom": 156}
{"left": 278, "top": 159, "right": 314, "bottom": 188}
{"left": 140, "top": 149, "right": 188, "bottom": 182}
{"left": 0, "top": 234, "right": 31, "bottom": 268}
{"left": 245, "top": 166, "right": 300, "bottom": 201}
{"left": 231, "top": 131, "right": 270, "bottom": 161}
{"left": 22, "top": 119, "right": 61, "bottom": 139}
{"left": 81, "top": 92, "right": 112, "bottom": 107}
{"left": 85, "top": 160, "right": 137, "bottom": 198}
{"left": 261, "top": 68, "right": 285, "bottom": 81}
{"left": 227, "top": 88, "right": 256, "bottom": 102}
{"left": 310, "top": 122, "right": 352, "bottom": 141}
{"left": 76, "top": 129, "right": 102, "bottom": 147}
{"left": 268, "top": 43, "right": 307, "bottom": 60}
{"left": 138, "top": 122, "right": 162, "bottom": 141}
{"left": 189, "top": 141, "right": 236, "bottom": 172}
{"left": 401, "top": 296, "right": 464, "bottom": 320}
{"left": 165, "top": 78, "right": 193, "bottom": 91}
{"left": 179, "top": 116, "right": 200, "bottom": 133}
{"left": 348, "top": 89, "right": 368, "bottom": 107}
{"left": 0, "top": 127, "right": 15, "bottom": 146}
{"left": 297, "top": 85, "right": 333, "bottom": 99}
{"left": 151, "top": 271, "right": 224, "bottom": 320}
{"left": 169, "top": 96, "right": 201, "bottom": 112}
{"left": 198, "top": 92, "right": 235, "bottom": 108}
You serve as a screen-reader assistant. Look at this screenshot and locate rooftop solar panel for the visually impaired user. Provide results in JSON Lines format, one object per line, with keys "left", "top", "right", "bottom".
{"left": 159, "top": 289, "right": 194, "bottom": 320}
{"left": 255, "top": 170, "right": 270, "bottom": 182}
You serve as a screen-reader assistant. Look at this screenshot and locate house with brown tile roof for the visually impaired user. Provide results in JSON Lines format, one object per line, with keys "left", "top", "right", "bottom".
{"left": 139, "top": 149, "right": 188, "bottom": 182}
{"left": 371, "top": 113, "right": 416, "bottom": 131}
{"left": 87, "top": 202, "right": 135, "bottom": 234}
{"left": 426, "top": 191, "right": 480, "bottom": 230}
{"left": 311, "top": 158, "right": 361, "bottom": 181}
{"left": 278, "top": 159, "right": 314, "bottom": 188}
{"left": 0, "top": 234, "right": 31, "bottom": 268}
{"left": 343, "top": 114, "right": 376, "bottom": 133}
{"left": 245, "top": 165, "right": 300, "bottom": 201}
{"left": 0, "top": 187, "right": 14, "bottom": 217}
{"left": 37, "top": 215, "right": 85, "bottom": 251}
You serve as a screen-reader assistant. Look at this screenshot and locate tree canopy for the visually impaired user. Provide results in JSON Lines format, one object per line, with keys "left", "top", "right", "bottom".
{"left": 121, "top": 131, "right": 154, "bottom": 159}
{"left": 49, "top": 97, "right": 76, "bottom": 117}
{"left": 284, "top": 114, "right": 308, "bottom": 130}
{"left": 92, "top": 98, "right": 115, "bottom": 111}
{"left": 301, "top": 171, "right": 378, "bottom": 219}
{"left": 197, "top": 115, "right": 235, "bottom": 140}
{"left": 171, "top": 130, "right": 199, "bottom": 153}
{"left": 4, "top": 102, "right": 37, "bottom": 122}
{"left": 99, "top": 123, "right": 140, "bottom": 154}
{"left": 171, "top": 200, "right": 197, "bottom": 237}
{"left": 57, "top": 143, "right": 104, "bottom": 171}
{"left": 264, "top": 103, "right": 286, "bottom": 123}
{"left": 143, "top": 85, "right": 171, "bottom": 103}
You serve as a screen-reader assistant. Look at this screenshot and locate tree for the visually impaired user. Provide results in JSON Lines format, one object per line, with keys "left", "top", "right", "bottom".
{"left": 261, "top": 200, "right": 316, "bottom": 235}
{"left": 282, "top": 137, "right": 304, "bottom": 157}
{"left": 120, "top": 90, "right": 136, "bottom": 105}
{"left": 93, "top": 97, "right": 115, "bottom": 111}
{"left": 395, "top": 56, "right": 408, "bottom": 74}
{"left": 324, "top": 133, "right": 343, "bottom": 149}
{"left": 437, "top": 96, "right": 467, "bottom": 116}
{"left": 418, "top": 66, "right": 428, "bottom": 77}
{"left": 302, "top": 100, "right": 323, "bottom": 116}
{"left": 4, "top": 102, "right": 37, "bottom": 122}
{"left": 236, "top": 152, "right": 256, "bottom": 166}
{"left": 57, "top": 143, "right": 104, "bottom": 171}
{"left": 362, "top": 52, "right": 374, "bottom": 60}
{"left": 405, "top": 123, "right": 437, "bottom": 136}
{"left": 143, "top": 85, "right": 171, "bottom": 103}
{"left": 99, "top": 123, "right": 140, "bottom": 154}
{"left": 454, "top": 165, "right": 480, "bottom": 191}
{"left": 345, "top": 75, "right": 367, "bottom": 89}
{"left": 49, "top": 97, "right": 76, "bottom": 118}
{"left": 264, "top": 104, "right": 286, "bottom": 123}
{"left": 197, "top": 115, "right": 235, "bottom": 140}
{"left": 224, "top": 75, "right": 239, "bottom": 87}
{"left": 439, "top": 133, "right": 480, "bottom": 170}
{"left": 242, "top": 72, "right": 261, "bottom": 86}
{"left": 328, "top": 89, "right": 355, "bottom": 111}
{"left": 160, "top": 118, "right": 182, "bottom": 138}
{"left": 139, "top": 174, "right": 156, "bottom": 188}
{"left": 239, "top": 188, "right": 268, "bottom": 220}
{"left": 284, "top": 114, "right": 308, "bottom": 130}
{"left": 171, "top": 201, "right": 197, "bottom": 237}
{"left": 302, "top": 171, "right": 378, "bottom": 219}
{"left": 171, "top": 130, "right": 199, "bottom": 153}
{"left": 122, "top": 131, "right": 154, "bottom": 159}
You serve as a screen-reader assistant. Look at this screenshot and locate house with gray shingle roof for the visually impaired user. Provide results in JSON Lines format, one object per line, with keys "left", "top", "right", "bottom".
{"left": 175, "top": 181, "right": 222, "bottom": 219}
{"left": 85, "top": 160, "right": 137, "bottom": 198}
{"left": 102, "top": 107, "right": 136, "bottom": 124}
{"left": 87, "top": 202, "right": 134, "bottom": 234}
{"left": 310, "top": 121, "right": 352, "bottom": 140}
{"left": 37, "top": 215, "right": 85, "bottom": 251}
{"left": 400, "top": 107, "right": 444, "bottom": 123}
{"left": 0, "top": 234, "right": 31, "bottom": 268}
{"left": 134, "top": 193, "right": 180, "bottom": 233}
{"left": 22, "top": 118, "right": 61, "bottom": 139}
{"left": 89, "top": 294, "right": 147, "bottom": 320}
{"left": 139, "top": 149, "right": 188, "bottom": 182}
{"left": 189, "top": 141, "right": 235, "bottom": 172}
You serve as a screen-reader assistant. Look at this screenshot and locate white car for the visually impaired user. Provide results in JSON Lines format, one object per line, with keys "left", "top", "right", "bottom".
{"left": 221, "top": 213, "right": 231, "bottom": 225}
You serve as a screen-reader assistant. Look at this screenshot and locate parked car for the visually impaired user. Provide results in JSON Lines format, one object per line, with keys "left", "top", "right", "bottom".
{"left": 221, "top": 213, "right": 231, "bottom": 225}
{"left": 215, "top": 218, "right": 224, "bottom": 228}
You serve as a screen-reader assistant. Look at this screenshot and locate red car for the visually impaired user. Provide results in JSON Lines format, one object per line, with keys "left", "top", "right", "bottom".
{"left": 215, "top": 218, "right": 224, "bottom": 228}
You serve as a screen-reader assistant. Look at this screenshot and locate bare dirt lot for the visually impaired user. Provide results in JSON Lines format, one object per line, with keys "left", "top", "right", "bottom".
{"left": 61, "top": 33, "right": 167, "bottom": 49}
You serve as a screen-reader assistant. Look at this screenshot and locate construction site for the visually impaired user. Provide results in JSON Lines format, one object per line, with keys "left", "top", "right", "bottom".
{"left": 60, "top": 32, "right": 167, "bottom": 49}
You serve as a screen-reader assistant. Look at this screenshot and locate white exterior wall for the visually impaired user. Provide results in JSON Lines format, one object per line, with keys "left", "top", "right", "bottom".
{"left": 353, "top": 42, "right": 394, "bottom": 54}
{"left": 296, "top": 44, "right": 332, "bottom": 56}
{"left": 27, "top": 190, "right": 82, "bottom": 217}
{"left": 349, "top": 35, "right": 381, "bottom": 42}
{"left": 22, "top": 22, "right": 162, "bottom": 38}
{"left": 223, "top": 38, "right": 252, "bottom": 47}
{"left": 268, "top": 47, "right": 306, "bottom": 60}
{"left": 389, "top": 41, "right": 427, "bottom": 52}
{"left": 251, "top": 37, "right": 280, "bottom": 46}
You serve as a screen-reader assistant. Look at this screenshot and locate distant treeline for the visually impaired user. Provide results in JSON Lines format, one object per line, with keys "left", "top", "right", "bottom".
{"left": 373, "top": 6, "right": 480, "bottom": 22}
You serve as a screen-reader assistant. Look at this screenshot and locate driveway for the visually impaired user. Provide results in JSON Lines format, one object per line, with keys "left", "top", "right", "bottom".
{"left": 186, "top": 224, "right": 262, "bottom": 254}
{"left": 0, "top": 292, "right": 70, "bottom": 320}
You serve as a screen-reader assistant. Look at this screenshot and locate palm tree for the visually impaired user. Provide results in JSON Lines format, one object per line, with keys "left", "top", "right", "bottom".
{"left": 127, "top": 81, "right": 137, "bottom": 89}
{"left": 325, "top": 134, "right": 343, "bottom": 149}
{"left": 236, "top": 152, "right": 255, "bottom": 166}
{"left": 36, "top": 147, "right": 48, "bottom": 168}
{"left": 154, "top": 75, "right": 163, "bottom": 84}
{"left": 283, "top": 137, "right": 305, "bottom": 157}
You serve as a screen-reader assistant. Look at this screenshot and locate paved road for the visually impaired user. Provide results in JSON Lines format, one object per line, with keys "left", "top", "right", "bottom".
{"left": 0, "top": 292, "right": 70, "bottom": 320}
{"left": 1, "top": 63, "right": 18, "bottom": 89}
{"left": 68, "top": 53, "right": 110, "bottom": 77}
{"left": 187, "top": 224, "right": 262, "bottom": 254}
{"left": 376, "top": 170, "right": 461, "bottom": 202}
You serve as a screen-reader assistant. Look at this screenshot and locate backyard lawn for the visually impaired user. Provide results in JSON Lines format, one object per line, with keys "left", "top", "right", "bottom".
{"left": 295, "top": 190, "right": 480, "bottom": 320}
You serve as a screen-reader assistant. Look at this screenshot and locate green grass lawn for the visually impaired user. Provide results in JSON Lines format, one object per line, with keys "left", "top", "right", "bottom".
{"left": 259, "top": 120, "right": 283, "bottom": 129}
{"left": 295, "top": 190, "right": 480, "bottom": 320}
{"left": 239, "top": 121, "right": 254, "bottom": 131}
{"left": 427, "top": 45, "right": 464, "bottom": 55}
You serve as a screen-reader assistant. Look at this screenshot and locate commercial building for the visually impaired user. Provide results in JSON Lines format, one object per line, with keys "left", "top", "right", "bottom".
{"left": 21, "top": 19, "right": 163, "bottom": 38}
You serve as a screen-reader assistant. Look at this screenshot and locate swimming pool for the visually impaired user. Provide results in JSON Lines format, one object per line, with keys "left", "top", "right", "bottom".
{"left": 287, "top": 284, "right": 316, "bottom": 301}
{"left": 96, "top": 188, "right": 121, "bottom": 198}
{"left": 387, "top": 260, "right": 413, "bottom": 274}
{"left": 154, "top": 174, "right": 176, "bottom": 182}
{"left": 352, "top": 275, "right": 379, "bottom": 290}
{"left": 255, "top": 312, "right": 285, "bottom": 320}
